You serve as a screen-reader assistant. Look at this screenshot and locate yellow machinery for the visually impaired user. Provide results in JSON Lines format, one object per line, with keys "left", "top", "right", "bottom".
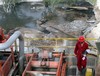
{"left": 86, "top": 68, "right": 93, "bottom": 76}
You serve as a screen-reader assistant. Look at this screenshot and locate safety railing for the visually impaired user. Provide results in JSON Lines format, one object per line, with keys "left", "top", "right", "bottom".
{"left": 23, "top": 37, "right": 97, "bottom": 53}
{"left": 23, "top": 37, "right": 98, "bottom": 56}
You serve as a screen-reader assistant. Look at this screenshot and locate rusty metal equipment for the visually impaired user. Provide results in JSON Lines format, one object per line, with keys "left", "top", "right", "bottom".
{"left": 23, "top": 50, "right": 67, "bottom": 76}
{"left": 22, "top": 37, "right": 98, "bottom": 76}
{"left": 0, "top": 27, "right": 24, "bottom": 76}
{"left": 0, "top": 27, "right": 14, "bottom": 76}
{"left": 0, "top": 27, "right": 98, "bottom": 76}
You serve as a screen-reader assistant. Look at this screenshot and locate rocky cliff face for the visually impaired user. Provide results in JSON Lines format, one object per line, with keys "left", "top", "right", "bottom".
{"left": 94, "top": 0, "right": 100, "bottom": 22}
{"left": 86, "top": 0, "right": 100, "bottom": 47}
{"left": 92, "top": 0, "right": 100, "bottom": 76}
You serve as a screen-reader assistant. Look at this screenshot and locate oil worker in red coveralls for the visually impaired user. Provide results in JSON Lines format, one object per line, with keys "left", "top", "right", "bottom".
{"left": 74, "top": 36, "right": 89, "bottom": 72}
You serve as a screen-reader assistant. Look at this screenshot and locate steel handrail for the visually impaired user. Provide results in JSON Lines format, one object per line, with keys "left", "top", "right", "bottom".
{"left": 24, "top": 37, "right": 97, "bottom": 51}
{"left": 25, "top": 37, "right": 97, "bottom": 40}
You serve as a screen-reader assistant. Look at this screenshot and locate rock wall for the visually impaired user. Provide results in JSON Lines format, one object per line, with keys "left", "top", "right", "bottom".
{"left": 94, "top": 0, "right": 100, "bottom": 22}
{"left": 0, "top": 0, "right": 43, "bottom": 4}
{"left": 86, "top": 0, "right": 100, "bottom": 47}
{"left": 91, "top": 0, "right": 100, "bottom": 76}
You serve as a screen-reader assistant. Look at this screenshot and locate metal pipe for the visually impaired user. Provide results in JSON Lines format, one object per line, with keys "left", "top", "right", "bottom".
{"left": 0, "top": 31, "right": 24, "bottom": 75}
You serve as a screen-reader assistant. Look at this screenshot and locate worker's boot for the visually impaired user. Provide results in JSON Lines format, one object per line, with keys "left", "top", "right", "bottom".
{"left": 81, "top": 68, "right": 86, "bottom": 76}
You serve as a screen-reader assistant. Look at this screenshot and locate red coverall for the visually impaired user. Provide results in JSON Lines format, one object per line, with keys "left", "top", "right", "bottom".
{"left": 74, "top": 41, "right": 88, "bottom": 71}
{"left": 0, "top": 28, "right": 5, "bottom": 43}
{"left": 0, "top": 27, "right": 10, "bottom": 43}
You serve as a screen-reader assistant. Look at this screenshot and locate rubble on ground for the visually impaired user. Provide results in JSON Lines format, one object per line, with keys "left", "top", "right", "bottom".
{"left": 40, "top": 19, "right": 90, "bottom": 37}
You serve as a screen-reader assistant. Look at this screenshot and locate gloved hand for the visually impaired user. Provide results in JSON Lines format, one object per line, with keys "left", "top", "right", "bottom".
{"left": 82, "top": 56, "right": 86, "bottom": 60}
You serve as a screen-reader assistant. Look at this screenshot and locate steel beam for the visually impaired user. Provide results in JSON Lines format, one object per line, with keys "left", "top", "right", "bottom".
{"left": 56, "top": 53, "right": 63, "bottom": 76}
{"left": 22, "top": 54, "right": 34, "bottom": 76}
{"left": 26, "top": 71, "right": 56, "bottom": 75}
